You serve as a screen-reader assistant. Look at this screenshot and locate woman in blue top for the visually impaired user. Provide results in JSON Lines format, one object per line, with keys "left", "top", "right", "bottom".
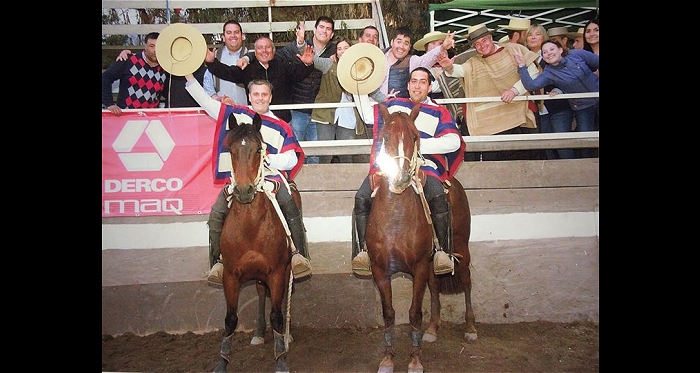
{"left": 512, "top": 39, "right": 599, "bottom": 157}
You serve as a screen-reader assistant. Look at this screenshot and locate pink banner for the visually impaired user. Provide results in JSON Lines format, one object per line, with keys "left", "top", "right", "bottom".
{"left": 102, "top": 110, "right": 222, "bottom": 217}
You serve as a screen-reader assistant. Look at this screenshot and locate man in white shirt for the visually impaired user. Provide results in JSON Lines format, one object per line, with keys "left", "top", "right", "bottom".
{"left": 203, "top": 20, "right": 249, "bottom": 106}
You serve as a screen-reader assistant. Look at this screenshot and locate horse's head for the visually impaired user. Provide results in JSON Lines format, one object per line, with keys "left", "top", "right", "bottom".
{"left": 376, "top": 103, "right": 422, "bottom": 194}
{"left": 225, "top": 112, "right": 265, "bottom": 204}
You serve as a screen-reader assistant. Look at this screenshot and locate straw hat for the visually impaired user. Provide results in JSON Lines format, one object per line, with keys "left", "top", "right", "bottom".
{"left": 155, "top": 23, "right": 207, "bottom": 76}
{"left": 413, "top": 31, "right": 447, "bottom": 51}
{"left": 547, "top": 26, "right": 570, "bottom": 38}
{"left": 567, "top": 27, "right": 585, "bottom": 39}
{"left": 498, "top": 35, "right": 510, "bottom": 44}
{"left": 337, "top": 43, "right": 387, "bottom": 95}
{"left": 465, "top": 24, "right": 495, "bottom": 45}
{"left": 498, "top": 18, "right": 530, "bottom": 31}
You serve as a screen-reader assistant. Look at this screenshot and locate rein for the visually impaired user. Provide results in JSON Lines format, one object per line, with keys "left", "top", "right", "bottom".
{"left": 380, "top": 140, "right": 441, "bottom": 251}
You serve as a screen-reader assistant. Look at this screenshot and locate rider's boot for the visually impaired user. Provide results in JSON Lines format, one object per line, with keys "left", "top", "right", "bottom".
{"left": 280, "top": 198, "right": 312, "bottom": 279}
{"left": 207, "top": 190, "right": 229, "bottom": 286}
{"left": 430, "top": 193, "right": 455, "bottom": 275}
{"left": 351, "top": 195, "right": 372, "bottom": 276}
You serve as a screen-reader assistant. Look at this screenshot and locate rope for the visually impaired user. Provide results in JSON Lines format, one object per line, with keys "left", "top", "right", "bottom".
{"left": 411, "top": 159, "right": 441, "bottom": 251}
{"left": 284, "top": 264, "right": 293, "bottom": 351}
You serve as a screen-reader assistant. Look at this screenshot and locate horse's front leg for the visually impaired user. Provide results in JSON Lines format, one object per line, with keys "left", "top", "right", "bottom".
{"left": 462, "top": 268, "right": 478, "bottom": 342}
{"left": 374, "top": 275, "right": 396, "bottom": 373}
{"left": 422, "top": 271, "right": 440, "bottom": 343}
{"left": 407, "top": 272, "right": 428, "bottom": 373}
{"left": 250, "top": 281, "right": 267, "bottom": 346}
{"left": 213, "top": 276, "right": 241, "bottom": 373}
{"left": 269, "top": 274, "right": 289, "bottom": 373}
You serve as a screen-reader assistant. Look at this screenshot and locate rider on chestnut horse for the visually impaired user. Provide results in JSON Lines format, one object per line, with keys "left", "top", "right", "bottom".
{"left": 184, "top": 74, "right": 313, "bottom": 285}
{"left": 352, "top": 67, "right": 466, "bottom": 276}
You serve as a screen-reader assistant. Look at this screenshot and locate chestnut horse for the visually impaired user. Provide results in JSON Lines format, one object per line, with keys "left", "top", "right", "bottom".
{"left": 213, "top": 112, "right": 300, "bottom": 373}
{"left": 365, "top": 103, "right": 477, "bottom": 373}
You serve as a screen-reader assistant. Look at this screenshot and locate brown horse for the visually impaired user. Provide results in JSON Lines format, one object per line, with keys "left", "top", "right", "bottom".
{"left": 365, "top": 103, "right": 477, "bottom": 373}
{"left": 213, "top": 112, "right": 299, "bottom": 373}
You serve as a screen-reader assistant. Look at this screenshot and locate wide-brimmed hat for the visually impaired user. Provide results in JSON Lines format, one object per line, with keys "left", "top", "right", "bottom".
{"left": 567, "top": 27, "right": 584, "bottom": 39}
{"left": 155, "top": 23, "right": 207, "bottom": 76}
{"left": 337, "top": 43, "right": 387, "bottom": 95}
{"left": 498, "top": 18, "right": 531, "bottom": 31}
{"left": 547, "top": 26, "right": 570, "bottom": 38}
{"left": 413, "top": 31, "right": 447, "bottom": 51}
{"left": 465, "top": 24, "right": 495, "bottom": 45}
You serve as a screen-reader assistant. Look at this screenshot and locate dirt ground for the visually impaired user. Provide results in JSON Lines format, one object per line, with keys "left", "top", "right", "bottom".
{"left": 102, "top": 320, "right": 598, "bottom": 372}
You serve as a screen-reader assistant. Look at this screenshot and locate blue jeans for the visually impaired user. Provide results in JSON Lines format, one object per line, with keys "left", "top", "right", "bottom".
{"left": 290, "top": 110, "right": 319, "bottom": 164}
{"left": 543, "top": 108, "right": 576, "bottom": 159}
{"left": 572, "top": 105, "right": 598, "bottom": 158}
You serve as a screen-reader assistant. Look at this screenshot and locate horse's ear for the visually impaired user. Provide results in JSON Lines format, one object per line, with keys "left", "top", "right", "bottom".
{"left": 227, "top": 113, "right": 239, "bottom": 129}
{"left": 252, "top": 113, "right": 263, "bottom": 132}
{"left": 410, "top": 103, "right": 421, "bottom": 121}
{"left": 378, "top": 103, "right": 390, "bottom": 122}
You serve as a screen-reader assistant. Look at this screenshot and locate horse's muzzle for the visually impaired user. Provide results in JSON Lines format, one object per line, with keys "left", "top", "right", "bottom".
{"left": 233, "top": 184, "right": 256, "bottom": 204}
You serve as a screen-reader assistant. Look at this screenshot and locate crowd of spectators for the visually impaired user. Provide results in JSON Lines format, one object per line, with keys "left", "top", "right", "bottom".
{"left": 102, "top": 16, "right": 599, "bottom": 161}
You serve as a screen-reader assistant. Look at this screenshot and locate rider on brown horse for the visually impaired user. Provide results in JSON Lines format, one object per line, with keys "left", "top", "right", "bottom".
{"left": 184, "top": 75, "right": 313, "bottom": 285}
{"left": 352, "top": 67, "right": 466, "bottom": 276}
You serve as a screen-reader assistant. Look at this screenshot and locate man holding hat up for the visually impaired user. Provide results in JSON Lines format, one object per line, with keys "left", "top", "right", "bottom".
{"left": 413, "top": 30, "right": 466, "bottom": 132}
{"left": 344, "top": 66, "right": 466, "bottom": 276}
{"left": 153, "top": 23, "right": 316, "bottom": 285}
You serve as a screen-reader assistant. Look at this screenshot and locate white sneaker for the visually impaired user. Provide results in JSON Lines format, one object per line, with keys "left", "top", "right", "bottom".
{"left": 291, "top": 253, "right": 312, "bottom": 279}
{"left": 433, "top": 250, "right": 454, "bottom": 275}
{"left": 352, "top": 251, "right": 371, "bottom": 276}
{"left": 207, "top": 262, "right": 224, "bottom": 287}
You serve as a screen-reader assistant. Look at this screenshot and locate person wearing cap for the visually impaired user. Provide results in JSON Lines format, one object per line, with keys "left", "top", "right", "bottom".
{"left": 350, "top": 67, "right": 466, "bottom": 276}
{"left": 512, "top": 38, "right": 598, "bottom": 158}
{"left": 547, "top": 26, "right": 572, "bottom": 50}
{"left": 499, "top": 18, "right": 531, "bottom": 46}
{"left": 102, "top": 32, "right": 167, "bottom": 116}
{"left": 439, "top": 24, "right": 540, "bottom": 161}
{"left": 569, "top": 27, "right": 585, "bottom": 50}
{"left": 413, "top": 30, "right": 466, "bottom": 133}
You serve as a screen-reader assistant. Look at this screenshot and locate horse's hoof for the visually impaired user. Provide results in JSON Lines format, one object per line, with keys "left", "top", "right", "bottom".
{"left": 421, "top": 331, "right": 437, "bottom": 343}
{"left": 250, "top": 336, "right": 264, "bottom": 345}
{"left": 464, "top": 332, "right": 478, "bottom": 342}
{"left": 212, "top": 360, "right": 227, "bottom": 373}
{"left": 408, "top": 365, "right": 424, "bottom": 373}
{"left": 377, "top": 364, "right": 394, "bottom": 373}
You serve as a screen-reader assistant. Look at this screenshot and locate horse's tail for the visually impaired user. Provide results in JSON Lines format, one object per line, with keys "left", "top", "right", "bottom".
{"left": 437, "top": 273, "right": 466, "bottom": 295}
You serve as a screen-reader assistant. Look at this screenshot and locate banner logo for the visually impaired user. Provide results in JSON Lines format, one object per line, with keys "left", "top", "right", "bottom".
{"left": 112, "top": 120, "right": 175, "bottom": 171}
